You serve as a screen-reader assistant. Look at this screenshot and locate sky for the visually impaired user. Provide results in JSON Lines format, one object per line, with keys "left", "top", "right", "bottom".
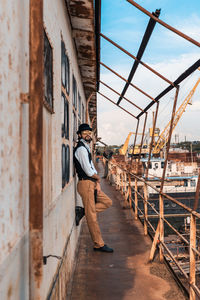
{"left": 97, "top": 0, "right": 200, "bottom": 146}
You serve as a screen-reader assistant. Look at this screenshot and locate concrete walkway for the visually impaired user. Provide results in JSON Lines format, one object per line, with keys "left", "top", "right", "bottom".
{"left": 68, "top": 163, "right": 186, "bottom": 300}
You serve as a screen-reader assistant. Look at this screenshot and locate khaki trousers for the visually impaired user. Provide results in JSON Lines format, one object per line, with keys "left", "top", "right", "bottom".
{"left": 77, "top": 180, "right": 112, "bottom": 248}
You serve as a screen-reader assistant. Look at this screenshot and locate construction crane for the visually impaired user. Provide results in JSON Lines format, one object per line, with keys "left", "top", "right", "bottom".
{"left": 119, "top": 132, "right": 143, "bottom": 155}
{"left": 153, "top": 76, "right": 200, "bottom": 154}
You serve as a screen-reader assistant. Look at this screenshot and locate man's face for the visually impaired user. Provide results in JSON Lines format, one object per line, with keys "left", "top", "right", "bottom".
{"left": 80, "top": 130, "right": 92, "bottom": 143}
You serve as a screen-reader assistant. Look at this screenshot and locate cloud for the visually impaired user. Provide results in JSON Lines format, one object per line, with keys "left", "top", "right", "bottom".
{"left": 171, "top": 14, "right": 200, "bottom": 41}
{"left": 98, "top": 53, "right": 200, "bottom": 144}
{"left": 97, "top": 107, "right": 138, "bottom": 145}
{"left": 98, "top": 2, "right": 200, "bottom": 145}
{"left": 189, "top": 100, "right": 200, "bottom": 112}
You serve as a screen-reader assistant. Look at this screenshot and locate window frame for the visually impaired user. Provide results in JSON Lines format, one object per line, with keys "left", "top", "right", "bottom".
{"left": 61, "top": 40, "right": 70, "bottom": 95}
{"left": 61, "top": 92, "right": 69, "bottom": 139}
{"left": 73, "top": 76, "right": 77, "bottom": 110}
{"left": 62, "top": 144, "right": 70, "bottom": 188}
{"left": 44, "top": 29, "right": 54, "bottom": 113}
{"left": 78, "top": 93, "right": 81, "bottom": 118}
{"left": 61, "top": 38, "right": 71, "bottom": 190}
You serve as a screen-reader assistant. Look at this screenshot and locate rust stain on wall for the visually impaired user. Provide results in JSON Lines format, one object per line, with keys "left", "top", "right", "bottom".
{"left": 8, "top": 124, "right": 12, "bottom": 136}
{"left": 9, "top": 209, "right": 13, "bottom": 222}
{"left": 7, "top": 20, "right": 10, "bottom": 31}
{"left": 8, "top": 53, "right": 12, "bottom": 68}
{"left": 7, "top": 284, "right": 13, "bottom": 299}
{"left": 69, "top": 0, "right": 93, "bottom": 18}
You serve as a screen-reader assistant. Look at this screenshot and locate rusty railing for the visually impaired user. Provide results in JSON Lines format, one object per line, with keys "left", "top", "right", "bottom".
{"left": 105, "top": 158, "right": 200, "bottom": 300}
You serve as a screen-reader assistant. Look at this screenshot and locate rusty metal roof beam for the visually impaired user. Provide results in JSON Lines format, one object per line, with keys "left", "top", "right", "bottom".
{"left": 100, "top": 33, "right": 174, "bottom": 87}
{"left": 127, "top": 0, "right": 200, "bottom": 48}
{"left": 137, "top": 59, "right": 200, "bottom": 118}
{"left": 117, "top": 8, "right": 161, "bottom": 105}
{"left": 99, "top": 80, "right": 144, "bottom": 112}
{"left": 98, "top": 91, "right": 137, "bottom": 118}
{"left": 100, "top": 62, "right": 155, "bottom": 102}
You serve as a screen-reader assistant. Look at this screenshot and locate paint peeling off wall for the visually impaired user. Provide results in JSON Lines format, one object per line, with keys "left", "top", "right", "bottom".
{"left": 0, "top": 0, "right": 97, "bottom": 298}
{"left": 0, "top": 2, "right": 29, "bottom": 298}
{"left": 0, "top": 0, "right": 29, "bottom": 265}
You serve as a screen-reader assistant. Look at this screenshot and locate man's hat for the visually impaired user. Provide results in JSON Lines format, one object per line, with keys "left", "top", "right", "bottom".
{"left": 77, "top": 123, "right": 92, "bottom": 134}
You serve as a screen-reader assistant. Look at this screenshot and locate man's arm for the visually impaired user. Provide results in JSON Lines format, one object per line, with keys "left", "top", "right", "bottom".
{"left": 75, "top": 146, "right": 99, "bottom": 179}
{"left": 91, "top": 173, "right": 100, "bottom": 182}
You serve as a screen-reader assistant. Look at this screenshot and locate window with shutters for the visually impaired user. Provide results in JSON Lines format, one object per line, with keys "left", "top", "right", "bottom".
{"left": 61, "top": 39, "right": 70, "bottom": 189}
{"left": 44, "top": 30, "right": 54, "bottom": 112}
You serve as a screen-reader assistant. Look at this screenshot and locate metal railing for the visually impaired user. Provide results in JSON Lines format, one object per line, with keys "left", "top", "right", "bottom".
{"left": 106, "top": 158, "right": 200, "bottom": 300}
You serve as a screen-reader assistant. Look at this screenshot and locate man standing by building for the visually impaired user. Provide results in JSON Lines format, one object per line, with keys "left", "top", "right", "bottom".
{"left": 74, "top": 123, "right": 113, "bottom": 253}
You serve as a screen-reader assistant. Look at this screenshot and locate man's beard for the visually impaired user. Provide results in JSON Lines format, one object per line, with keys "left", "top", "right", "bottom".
{"left": 83, "top": 136, "right": 92, "bottom": 143}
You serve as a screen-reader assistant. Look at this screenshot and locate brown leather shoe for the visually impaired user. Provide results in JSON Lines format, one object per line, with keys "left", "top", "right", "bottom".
{"left": 75, "top": 206, "right": 85, "bottom": 226}
{"left": 93, "top": 245, "right": 114, "bottom": 253}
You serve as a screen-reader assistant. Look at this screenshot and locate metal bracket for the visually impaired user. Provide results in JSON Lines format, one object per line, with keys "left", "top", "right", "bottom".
{"left": 43, "top": 255, "right": 62, "bottom": 265}
{"left": 20, "top": 93, "right": 29, "bottom": 103}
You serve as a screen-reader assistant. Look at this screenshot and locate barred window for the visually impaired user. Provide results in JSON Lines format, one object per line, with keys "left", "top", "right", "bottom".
{"left": 62, "top": 144, "right": 70, "bottom": 188}
{"left": 78, "top": 94, "right": 81, "bottom": 118}
{"left": 61, "top": 41, "right": 70, "bottom": 94}
{"left": 73, "top": 111, "right": 77, "bottom": 141}
{"left": 44, "top": 31, "right": 53, "bottom": 110}
{"left": 61, "top": 94, "right": 65, "bottom": 138}
{"left": 61, "top": 39, "right": 70, "bottom": 189}
{"left": 73, "top": 76, "right": 77, "bottom": 109}
{"left": 61, "top": 93, "right": 69, "bottom": 139}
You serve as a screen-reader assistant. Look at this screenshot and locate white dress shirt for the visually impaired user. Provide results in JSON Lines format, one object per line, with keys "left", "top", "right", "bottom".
{"left": 75, "top": 139, "right": 97, "bottom": 177}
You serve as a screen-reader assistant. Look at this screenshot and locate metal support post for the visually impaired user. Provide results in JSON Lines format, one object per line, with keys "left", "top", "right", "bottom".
{"left": 121, "top": 173, "right": 124, "bottom": 195}
{"left": 143, "top": 183, "right": 148, "bottom": 235}
{"left": 193, "top": 170, "right": 200, "bottom": 211}
{"left": 132, "top": 118, "right": 140, "bottom": 158}
{"left": 134, "top": 178, "right": 138, "bottom": 220}
{"left": 190, "top": 214, "right": 196, "bottom": 300}
{"left": 149, "top": 221, "right": 160, "bottom": 261}
{"left": 159, "top": 194, "right": 164, "bottom": 262}
{"left": 123, "top": 172, "right": 127, "bottom": 206}
{"left": 145, "top": 102, "right": 159, "bottom": 179}
{"left": 160, "top": 87, "right": 179, "bottom": 192}
{"left": 139, "top": 112, "right": 148, "bottom": 161}
{"left": 128, "top": 174, "right": 132, "bottom": 208}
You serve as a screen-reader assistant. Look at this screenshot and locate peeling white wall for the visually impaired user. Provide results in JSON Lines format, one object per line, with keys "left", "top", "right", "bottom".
{"left": 0, "top": 0, "right": 87, "bottom": 298}
{"left": 42, "top": 0, "right": 86, "bottom": 297}
{"left": 0, "top": 0, "right": 29, "bottom": 299}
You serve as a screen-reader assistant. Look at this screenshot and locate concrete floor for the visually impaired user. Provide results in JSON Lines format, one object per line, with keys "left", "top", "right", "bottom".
{"left": 68, "top": 163, "right": 186, "bottom": 300}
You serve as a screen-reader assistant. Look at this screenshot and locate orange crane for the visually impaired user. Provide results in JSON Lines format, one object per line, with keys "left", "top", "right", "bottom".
{"left": 119, "top": 132, "right": 143, "bottom": 155}
{"left": 153, "top": 76, "right": 200, "bottom": 154}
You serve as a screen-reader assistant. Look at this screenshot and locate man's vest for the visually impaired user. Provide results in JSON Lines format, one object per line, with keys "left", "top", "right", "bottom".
{"left": 73, "top": 141, "right": 96, "bottom": 182}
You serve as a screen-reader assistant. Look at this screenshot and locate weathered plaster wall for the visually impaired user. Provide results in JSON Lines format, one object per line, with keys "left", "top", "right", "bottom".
{"left": 41, "top": 0, "right": 86, "bottom": 296}
{"left": 0, "top": 0, "right": 87, "bottom": 298}
{"left": 0, "top": 0, "right": 29, "bottom": 298}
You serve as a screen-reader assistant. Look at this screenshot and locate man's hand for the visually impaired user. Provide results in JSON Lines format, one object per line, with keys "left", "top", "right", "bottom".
{"left": 91, "top": 174, "right": 100, "bottom": 182}
{"left": 95, "top": 182, "right": 101, "bottom": 194}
